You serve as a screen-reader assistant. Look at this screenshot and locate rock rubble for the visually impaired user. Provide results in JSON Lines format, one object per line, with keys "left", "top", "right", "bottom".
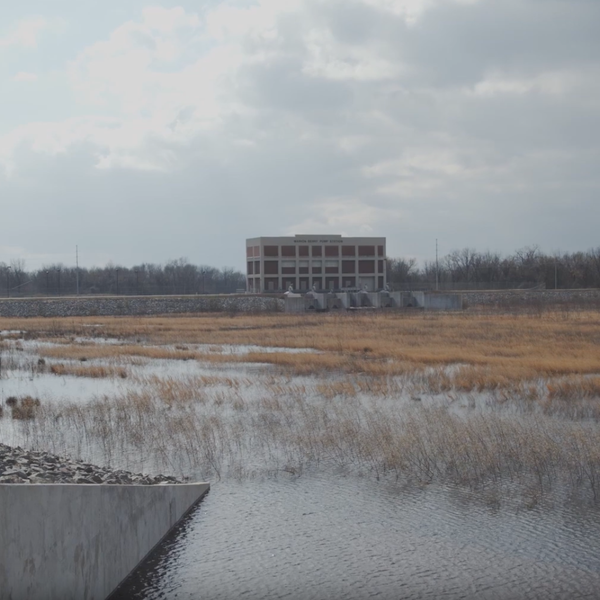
{"left": 0, "top": 295, "right": 284, "bottom": 318}
{"left": 0, "top": 443, "right": 183, "bottom": 485}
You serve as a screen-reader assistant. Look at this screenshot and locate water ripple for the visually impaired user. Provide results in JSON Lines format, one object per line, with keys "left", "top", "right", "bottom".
{"left": 114, "top": 474, "right": 600, "bottom": 600}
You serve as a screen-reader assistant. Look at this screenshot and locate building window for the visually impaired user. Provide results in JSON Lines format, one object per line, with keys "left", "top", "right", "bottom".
{"left": 282, "top": 246, "right": 296, "bottom": 257}
{"left": 358, "top": 246, "right": 375, "bottom": 256}
{"left": 264, "top": 261, "right": 278, "bottom": 275}
{"left": 247, "top": 246, "right": 254, "bottom": 257}
{"left": 342, "top": 245, "right": 356, "bottom": 257}
{"left": 265, "top": 278, "right": 278, "bottom": 291}
{"left": 325, "top": 277, "right": 339, "bottom": 290}
{"left": 378, "top": 276, "right": 384, "bottom": 289}
{"left": 283, "top": 278, "right": 296, "bottom": 290}
{"left": 312, "top": 260, "right": 322, "bottom": 274}
{"left": 325, "top": 246, "right": 339, "bottom": 257}
{"left": 299, "top": 260, "right": 309, "bottom": 275}
{"left": 299, "top": 278, "right": 309, "bottom": 290}
{"left": 342, "top": 260, "right": 354, "bottom": 274}
{"left": 312, "top": 246, "right": 322, "bottom": 257}
{"left": 247, "top": 261, "right": 254, "bottom": 275}
{"left": 378, "top": 245, "right": 384, "bottom": 257}
{"left": 325, "top": 260, "right": 338, "bottom": 274}
{"left": 299, "top": 246, "right": 309, "bottom": 257}
{"left": 343, "top": 277, "right": 356, "bottom": 288}
{"left": 264, "top": 246, "right": 278, "bottom": 257}
{"left": 282, "top": 267, "right": 296, "bottom": 274}
{"left": 312, "top": 277, "right": 322, "bottom": 289}
{"left": 378, "top": 260, "right": 384, "bottom": 273}
{"left": 359, "top": 260, "right": 375, "bottom": 274}
{"left": 254, "top": 261, "right": 260, "bottom": 274}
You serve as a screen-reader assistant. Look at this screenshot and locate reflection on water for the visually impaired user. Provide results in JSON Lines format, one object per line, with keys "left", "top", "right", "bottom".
{"left": 114, "top": 474, "right": 600, "bottom": 600}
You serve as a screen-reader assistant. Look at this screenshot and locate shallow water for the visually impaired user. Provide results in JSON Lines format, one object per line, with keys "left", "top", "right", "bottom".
{"left": 114, "top": 474, "right": 600, "bottom": 600}
{"left": 4, "top": 335, "right": 600, "bottom": 599}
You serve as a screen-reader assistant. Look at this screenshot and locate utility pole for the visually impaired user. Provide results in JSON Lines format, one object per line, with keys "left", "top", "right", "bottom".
{"left": 76, "top": 245, "right": 80, "bottom": 295}
{"left": 435, "top": 239, "right": 439, "bottom": 291}
{"left": 6, "top": 266, "right": 11, "bottom": 298}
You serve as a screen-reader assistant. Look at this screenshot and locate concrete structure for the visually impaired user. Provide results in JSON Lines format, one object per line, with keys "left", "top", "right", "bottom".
{"left": 423, "top": 293, "right": 463, "bottom": 310}
{"left": 284, "top": 290, "right": 463, "bottom": 312}
{"left": 246, "top": 235, "right": 387, "bottom": 293}
{"left": 0, "top": 482, "right": 209, "bottom": 600}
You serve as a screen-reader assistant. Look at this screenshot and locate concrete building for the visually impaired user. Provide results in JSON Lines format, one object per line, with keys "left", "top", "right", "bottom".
{"left": 246, "top": 235, "right": 386, "bottom": 293}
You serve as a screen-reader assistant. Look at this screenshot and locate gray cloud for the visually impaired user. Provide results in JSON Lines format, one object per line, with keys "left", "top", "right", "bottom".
{"left": 1, "top": 0, "right": 599, "bottom": 270}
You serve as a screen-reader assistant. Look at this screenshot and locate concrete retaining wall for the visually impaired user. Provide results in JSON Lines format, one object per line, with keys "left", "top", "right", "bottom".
{"left": 424, "top": 293, "right": 463, "bottom": 310}
{"left": 0, "top": 482, "right": 209, "bottom": 600}
{"left": 286, "top": 291, "right": 463, "bottom": 312}
{"left": 0, "top": 295, "right": 284, "bottom": 318}
{"left": 284, "top": 296, "right": 305, "bottom": 313}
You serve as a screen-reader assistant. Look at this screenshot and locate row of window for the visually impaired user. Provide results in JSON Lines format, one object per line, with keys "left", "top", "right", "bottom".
{"left": 247, "top": 260, "right": 385, "bottom": 275}
{"left": 247, "top": 245, "right": 385, "bottom": 258}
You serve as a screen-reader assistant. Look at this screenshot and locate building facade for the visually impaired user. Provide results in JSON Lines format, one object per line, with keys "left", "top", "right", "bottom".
{"left": 246, "top": 235, "right": 386, "bottom": 293}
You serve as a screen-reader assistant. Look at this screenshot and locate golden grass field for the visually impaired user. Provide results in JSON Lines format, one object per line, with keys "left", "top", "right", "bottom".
{"left": 3, "top": 309, "right": 600, "bottom": 368}
{"left": 2, "top": 310, "right": 600, "bottom": 502}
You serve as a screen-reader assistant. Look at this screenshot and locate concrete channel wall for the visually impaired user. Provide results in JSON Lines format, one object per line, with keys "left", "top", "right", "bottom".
{"left": 0, "top": 295, "right": 284, "bottom": 318}
{"left": 0, "top": 482, "right": 209, "bottom": 600}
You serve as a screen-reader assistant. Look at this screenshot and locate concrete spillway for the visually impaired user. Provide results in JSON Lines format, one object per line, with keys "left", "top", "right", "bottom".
{"left": 0, "top": 482, "right": 209, "bottom": 600}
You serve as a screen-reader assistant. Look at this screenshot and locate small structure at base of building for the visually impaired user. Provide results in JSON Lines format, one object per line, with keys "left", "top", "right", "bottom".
{"left": 284, "top": 290, "right": 462, "bottom": 313}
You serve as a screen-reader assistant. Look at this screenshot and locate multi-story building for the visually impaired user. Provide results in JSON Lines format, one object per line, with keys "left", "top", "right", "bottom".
{"left": 246, "top": 235, "right": 386, "bottom": 293}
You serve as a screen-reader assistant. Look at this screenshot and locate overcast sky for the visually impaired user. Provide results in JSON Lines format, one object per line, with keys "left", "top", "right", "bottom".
{"left": 1, "top": 0, "right": 599, "bottom": 271}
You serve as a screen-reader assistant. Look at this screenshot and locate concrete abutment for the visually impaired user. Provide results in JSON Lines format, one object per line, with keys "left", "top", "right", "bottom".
{"left": 0, "top": 482, "right": 209, "bottom": 600}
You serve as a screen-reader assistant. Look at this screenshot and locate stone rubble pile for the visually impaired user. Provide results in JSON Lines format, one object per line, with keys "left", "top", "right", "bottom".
{"left": 464, "top": 289, "right": 600, "bottom": 308}
{"left": 0, "top": 295, "right": 285, "bottom": 318}
{"left": 0, "top": 443, "right": 183, "bottom": 485}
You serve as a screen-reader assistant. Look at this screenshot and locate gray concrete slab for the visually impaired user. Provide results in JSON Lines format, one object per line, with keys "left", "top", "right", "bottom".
{"left": 0, "top": 482, "right": 209, "bottom": 600}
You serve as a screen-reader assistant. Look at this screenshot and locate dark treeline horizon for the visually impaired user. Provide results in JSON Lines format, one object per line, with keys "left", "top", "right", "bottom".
{"left": 0, "top": 258, "right": 246, "bottom": 297}
{"left": 388, "top": 245, "right": 600, "bottom": 291}
{"left": 2, "top": 246, "right": 600, "bottom": 297}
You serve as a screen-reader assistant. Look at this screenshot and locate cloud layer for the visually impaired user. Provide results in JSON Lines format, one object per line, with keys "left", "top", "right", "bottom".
{"left": 1, "top": 0, "right": 599, "bottom": 269}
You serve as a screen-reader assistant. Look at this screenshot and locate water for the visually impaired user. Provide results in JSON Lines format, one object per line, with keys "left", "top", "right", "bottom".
{"left": 114, "top": 474, "right": 600, "bottom": 600}
{"left": 4, "top": 336, "right": 600, "bottom": 598}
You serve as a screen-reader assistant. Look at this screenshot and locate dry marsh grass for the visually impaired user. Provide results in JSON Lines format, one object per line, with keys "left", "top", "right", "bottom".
{"left": 3, "top": 311, "right": 600, "bottom": 501}
{"left": 49, "top": 363, "right": 128, "bottom": 379}
{"left": 8, "top": 395, "right": 41, "bottom": 420}
{"left": 37, "top": 344, "right": 198, "bottom": 362}
{"left": 11, "top": 380, "right": 600, "bottom": 501}
{"left": 3, "top": 310, "right": 600, "bottom": 377}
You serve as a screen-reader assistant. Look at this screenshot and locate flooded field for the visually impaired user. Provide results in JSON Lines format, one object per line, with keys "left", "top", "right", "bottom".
{"left": 2, "top": 311, "right": 600, "bottom": 598}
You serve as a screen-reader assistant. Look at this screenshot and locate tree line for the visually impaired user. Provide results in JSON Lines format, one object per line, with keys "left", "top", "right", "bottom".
{"left": 0, "top": 258, "right": 246, "bottom": 297}
{"left": 2, "top": 246, "right": 600, "bottom": 297}
{"left": 387, "top": 246, "right": 600, "bottom": 291}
